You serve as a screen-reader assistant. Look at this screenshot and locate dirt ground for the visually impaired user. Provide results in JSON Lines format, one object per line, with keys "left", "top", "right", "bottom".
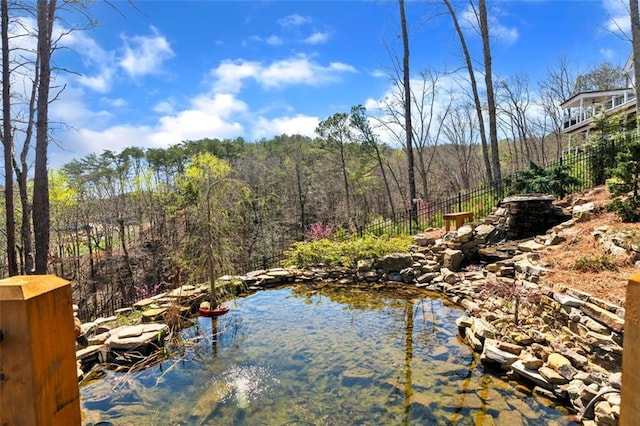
{"left": 538, "top": 187, "right": 639, "bottom": 307}
{"left": 425, "top": 186, "right": 640, "bottom": 307}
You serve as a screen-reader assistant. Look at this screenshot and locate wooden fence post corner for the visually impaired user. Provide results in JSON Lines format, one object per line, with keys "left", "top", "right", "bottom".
{"left": 0, "top": 275, "right": 81, "bottom": 425}
{"left": 621, "top": 272, "right": 640, "bottom": 425}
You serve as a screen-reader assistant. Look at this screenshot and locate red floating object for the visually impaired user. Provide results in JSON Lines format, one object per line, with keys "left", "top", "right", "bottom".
{"left": 199, "top": 305, "right": 230, "bottom": 317}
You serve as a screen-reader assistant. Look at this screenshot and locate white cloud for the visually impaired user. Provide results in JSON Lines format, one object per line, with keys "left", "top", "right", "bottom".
{"left": 153, "top": 100, "right": 175, "bottom": 114}
{"left": 50, "top": 84, "right": 113, "bottom": 126}
{"left": 267, "top": 35, "right": 284, "bottom": 46}
{"left": 249, "top": 34, "right": 284, "bottom": 46}
{"left": 77, "top": 71, "right": 113, "bottom": 93}
{"left": 211, "top": 55, "right": 357, "bottom": 92}
{"left": 603, "top": 0, "right": 630, "bottom": 33}
{"left": 304, "top": 31, "right": 330, "bottom": 45}
{"left": 119, "top": 26, "right": 175, "bottom": 78}
{"left": 601, "top": 48, "right": 615, "bottom": 60}
{"left": 58, "top": 93, "right": 248, "bottom": 162}
{"left": 252, "top": 115, "right": 319, "bottom": 140}
{"left": 70, "top": 125, "right": 154, "bottom": 156}
{"left": 258, "top": 56, "right": 357, "bottom": 88}
{"left": 150, "top": 93, "right": 247, "bottom": 146}
{"left": 371, "top": 69, "right": 387, "bottom": 78}
{"left": 493, "top": 23, "right": 519, "bottom": 45}
{"left": 212, "top": 59, "right": 262, "bottom": 93}
{"left": 107, "top": 98, "right": 128, "bottom": 108}
{"left": 460, "top": 4, "right": 519, "bottom": 45}
{"left": 63, "top": 28, "right": 118, "bottom": 93}
{"left": 278, "top": 14, "right": 311, "bottom": 27}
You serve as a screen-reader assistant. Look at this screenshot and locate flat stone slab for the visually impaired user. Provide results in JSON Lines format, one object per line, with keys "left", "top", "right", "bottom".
{"left": 502, "top": 195, "right": 555, "bottom": 203}
{"left": 76, "top": 344, "right": 103, "bottom": 361}
{"left": 105, "top": 324, "right": 169, "bottom": 351}
{"left": 166, "top": 286, "right": 203, "bottom": 298}
{"left": 510, "top": 360, "right": 554, "bottom": 391}
{"left": 554, "top": 293, "right": 584, "bottom": 308}
{"left": 517, "top": 240, "right": 544, "bottom": 252}
{"left": 579, "top": 302, "right": 624, "bottom": 333}
{"left": 481, "top": 339, "right": 519, "bottom": 367}
{"left": 142, "top": 307, "right": 167, "bottom": 323}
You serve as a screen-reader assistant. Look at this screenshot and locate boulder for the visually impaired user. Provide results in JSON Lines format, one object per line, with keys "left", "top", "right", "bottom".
{"left": 547, "top": 353, "right": 571, "bottom": 370}
{"left": 474, "top": 224, "right": 496, "bottom": 242}
{"left": 481, "top": 339, "right": 519, "bottom": 367}
{"left": 377, "top": 253, "right": 413, "bottom": 272}
{"left": 443, "top": 249, "right": 464, "bottom": 271}
{"left": 538, "top": 366, "right": 568, "bottom": 385}
{"left": 573, "top": 202, "right": 595, "bottom": 222}
{"left": 521, "top": 355, "right": 543, "bottom": 370}
{"left": 456, "top": 225, "right": 474, "bottom": 243}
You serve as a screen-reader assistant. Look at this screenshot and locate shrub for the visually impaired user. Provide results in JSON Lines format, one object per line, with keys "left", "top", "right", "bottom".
{"left": 607, "top": 197, "right": 640, "bottom": 223}
{"left": 572, "top": 255, "right": 618, "bottom": 272}
{"left": 283, "top": 235, "right": 413, "bottom": 269}
{"left": 505, "top": 161, "right": 580, "bottom": 198}
{"left": 308, "top": 222, "right": 335, "bottom": 240}
{"left": 606, "top": 137, "right": 640, "bottom": 222}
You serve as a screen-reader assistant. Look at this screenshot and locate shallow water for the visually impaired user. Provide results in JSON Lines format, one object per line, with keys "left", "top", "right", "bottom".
{"left": 81, "top": 286, "right": 576, "bottom": 425}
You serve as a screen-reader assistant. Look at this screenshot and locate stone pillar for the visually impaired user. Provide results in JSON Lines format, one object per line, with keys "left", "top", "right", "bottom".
{"left": 621, "top": 272, "right": 640, "bottom": 425}
{"left": 0, "top": 275, "right": 81, "bottom": 425}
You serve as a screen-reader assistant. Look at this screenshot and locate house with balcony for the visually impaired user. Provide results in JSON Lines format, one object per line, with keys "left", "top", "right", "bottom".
{"left": 561, "top": 56, "right": 637, "bottom": 141}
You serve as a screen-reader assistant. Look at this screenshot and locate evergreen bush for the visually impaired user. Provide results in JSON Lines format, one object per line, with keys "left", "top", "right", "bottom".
{"left": 606, "top": 137, "right": 640, "bottom": 222}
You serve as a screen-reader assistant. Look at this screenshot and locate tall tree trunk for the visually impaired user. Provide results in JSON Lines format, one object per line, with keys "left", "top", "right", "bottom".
{"left": 631, "top": 0, "right": 640, "bottom": 134}
{"left": 443, "top": 0, "right": 493, "bottom": 184}
{"left": 479, "top": 0, "right": 502, "bottom": 185}
{"left": 399, "top": 0, "right": 417, "bottom": 224}
{"left": 33, "top": 0, "right": 56, "bottom": 273}
{"left": 14, "top": 43, "right": 39, "bottom": 274}
{"left": 339, "top": 145, "right": 352, "bottom": 220}
{"left": 374, "top": 145, "right": 396, "bottom": 217}
{"left": 1, "top": 0, "right": 18, "bottom": 276}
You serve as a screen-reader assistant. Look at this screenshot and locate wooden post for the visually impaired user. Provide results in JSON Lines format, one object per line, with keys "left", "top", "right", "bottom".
{"left": 621, "top": 272, "right": 640, "bottom": 425}
{"left": 0, "top": 275, "right": 81, "bottom": 425}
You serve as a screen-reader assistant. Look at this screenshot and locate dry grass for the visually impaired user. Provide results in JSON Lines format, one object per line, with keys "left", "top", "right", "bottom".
{"left": 537, "top": 208, "right": 638, "bottom": 307}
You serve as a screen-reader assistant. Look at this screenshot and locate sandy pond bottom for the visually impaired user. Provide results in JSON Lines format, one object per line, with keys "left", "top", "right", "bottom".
{"left": 81, "top": 286, "right": 577, "bottom": 425}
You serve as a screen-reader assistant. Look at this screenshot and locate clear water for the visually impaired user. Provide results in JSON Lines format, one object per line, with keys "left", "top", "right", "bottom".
{"left": 81, "top": 286, "right": 576, "bottom": 425}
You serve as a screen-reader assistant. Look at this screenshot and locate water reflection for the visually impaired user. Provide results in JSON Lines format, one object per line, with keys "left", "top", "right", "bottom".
{"left": 81, "top": 286, "right": 575, "bottom": 425}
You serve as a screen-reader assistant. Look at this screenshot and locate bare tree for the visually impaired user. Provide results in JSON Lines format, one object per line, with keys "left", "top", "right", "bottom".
{"left": 440, "top": 104, "right": 481, "bottom": 192}
{"left": 0, "top": 0, "right": 17, "bottom": 275}
{"left": 498, "top": 74, "right": 535, "bottom": 170}
{"left": 399, "top": 0, "right": 417, "bottom": 224}
{"left": 443, "top": 0, "right": 493, "bottom": 184}
{"left": 350, "top": 105, "right": 397, "bottom": 217}
{"left": 33, "top": 0, "right": 56, "bottom": 273}
{"left": 538, "top": 56, "right": 576, "bottom": 157}
{"left": 411, "top": 70, "right": 453, "bottom": 199}
{"left": 316, "top": 112, "right": 354, "bottom": 222}
{"left": 477, "top": 0, "right": 502, "bottom": 185}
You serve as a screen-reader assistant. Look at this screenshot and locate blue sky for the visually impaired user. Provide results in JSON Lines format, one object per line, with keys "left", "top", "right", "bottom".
{"left": 39, "top": 0, "right": 632, "bottom": 167}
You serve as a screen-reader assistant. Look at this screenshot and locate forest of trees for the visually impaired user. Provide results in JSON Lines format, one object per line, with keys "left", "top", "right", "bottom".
{"left": 1, "top": 0, "right": 637, "bottom": 315}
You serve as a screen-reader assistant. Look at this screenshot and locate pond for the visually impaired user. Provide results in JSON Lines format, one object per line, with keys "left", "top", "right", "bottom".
{"left": 81, "top": 285, "right": 576, "bottom": 425}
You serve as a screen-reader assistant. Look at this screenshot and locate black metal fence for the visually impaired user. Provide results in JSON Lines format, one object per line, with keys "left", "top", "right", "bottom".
{"left": 76, "top": 293, "right": 139, "bottom": 322}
